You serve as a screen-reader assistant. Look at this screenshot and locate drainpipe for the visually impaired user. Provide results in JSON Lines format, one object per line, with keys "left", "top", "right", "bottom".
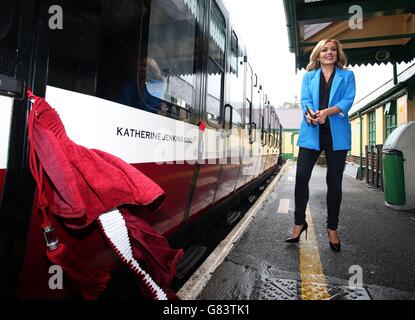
{"left": 359, "top": 111, "right": 363, "bottom": 180}
{"left": 283, "top": 0, "right": 299, "bottom": 70}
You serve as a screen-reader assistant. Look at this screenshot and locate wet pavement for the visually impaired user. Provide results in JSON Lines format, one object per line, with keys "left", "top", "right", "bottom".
{"left": 195, "top": 161, "right": 415, "bottom": 300}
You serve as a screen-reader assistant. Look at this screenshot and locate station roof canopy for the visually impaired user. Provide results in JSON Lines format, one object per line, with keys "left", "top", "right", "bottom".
{"left": 283, "top": 0, "right": 415, "bottom": 69}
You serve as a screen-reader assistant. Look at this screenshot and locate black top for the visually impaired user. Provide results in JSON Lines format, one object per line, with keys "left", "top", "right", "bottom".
{"left": 319, "top": 69, "right": 335, "bottom": 137}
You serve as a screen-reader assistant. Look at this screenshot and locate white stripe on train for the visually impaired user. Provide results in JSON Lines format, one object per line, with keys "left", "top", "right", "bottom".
{"left": 45, "top": 86, "right": 274, "bottom": 166}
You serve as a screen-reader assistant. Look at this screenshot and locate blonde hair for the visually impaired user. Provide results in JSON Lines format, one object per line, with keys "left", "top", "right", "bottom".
{"left": 306, "top": 39, "right": 347, "bottom": 71}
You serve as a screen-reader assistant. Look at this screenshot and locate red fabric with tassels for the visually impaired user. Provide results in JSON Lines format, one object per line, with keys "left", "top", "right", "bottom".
{"left": 26, "top": 90, "right": 183, "bottom": 300}
{"left": 46, "top": 243, "right": 113, "bottom": 300}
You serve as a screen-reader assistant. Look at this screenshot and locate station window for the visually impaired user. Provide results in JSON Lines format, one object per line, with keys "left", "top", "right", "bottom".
{"left": 384, "top": 101, "right": 397, "bottom": 139}
{"left": 206, "top": 1, "right": 226, "bottom": 125}
{"left": 368, "top": 111, "right": 376, "bottom": 146}
{"left": 47, "top": 0, "right": 202, "bottom": 120}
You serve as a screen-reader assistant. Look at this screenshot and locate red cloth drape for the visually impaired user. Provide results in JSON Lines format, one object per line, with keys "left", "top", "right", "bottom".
{"left": 27, "top": 92, "right": 183, "bottom": 299}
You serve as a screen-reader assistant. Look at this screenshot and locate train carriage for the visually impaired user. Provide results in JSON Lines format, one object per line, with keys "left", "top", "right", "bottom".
{"left": 0, "top": 0, "right": 282, "bottom": 299}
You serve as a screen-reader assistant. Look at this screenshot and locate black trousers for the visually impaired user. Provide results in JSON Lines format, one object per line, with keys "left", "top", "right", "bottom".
{"left": 294, "top": 136, "right": 347, "bottom": 230}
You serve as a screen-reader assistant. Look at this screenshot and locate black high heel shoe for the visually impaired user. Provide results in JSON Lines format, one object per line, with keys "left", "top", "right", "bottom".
{"left": 329, "top": 241, "right": 341, "bottom": 252}
{"left": 327, "top": 229, "right": 341, "bottom": 251}
{"left": 285, "top": 222, "right": 308, "bottom": 243}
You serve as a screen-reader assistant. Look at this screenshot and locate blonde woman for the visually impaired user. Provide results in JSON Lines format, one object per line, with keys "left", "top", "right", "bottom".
{"left": 285, "top": 39, "right": 356, "bottom": 252}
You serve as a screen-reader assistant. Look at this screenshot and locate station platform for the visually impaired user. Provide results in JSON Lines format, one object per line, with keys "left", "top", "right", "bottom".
{"left": 178, "top": 160, "right": 415, "bottom": 300}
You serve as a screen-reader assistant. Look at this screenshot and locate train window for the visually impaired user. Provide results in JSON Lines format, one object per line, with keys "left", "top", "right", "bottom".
{"left": 206, "top": 1, "right": 226, "bottom": 125}
{"left": 264, "top": 104, "right": 270, "bottom": 145}
{"left": 274, "top": 115, "right": 280, "bottom": 148}
{"left": 230, "top": 31, "right": 238, "bottom": 74}
{"left": 0, "top": 0, "right": 18, "bottom": 77}
{"left": 206, "top": 60, "right": 222, "bottom": 122}
{"left": 229, "top": 31, "right": 244, "bottom": 128}
{"left": 246, "top": 65, "right": 253, "bottom": 103}
{"left": 232, "top": 109, "right": 243, "bottom": 128}
{"left": 270, "top": 111, "right": 276, "bottom": 148}
{"left": 250, "top": 76, "right": 261, "bottom": 138}
{"left": 48, "top": 1, "right": 107, "bottom": 96}
{"left": 47, "top": 0, "right": 201, "bottom": 120}
{"left": 246, "top": 63, "right": 254, "bottom": 137}
{"left": 209, "top": 2, "right": 226, "bottom": 67}
{"left": 251, "top": 84, "right": 258, "bottom": 112}
{"left": 143, "top": 0, "right": 203, "bottom": 115}
{"left": 0, "top": 0, "right": 18, "bottom": 204}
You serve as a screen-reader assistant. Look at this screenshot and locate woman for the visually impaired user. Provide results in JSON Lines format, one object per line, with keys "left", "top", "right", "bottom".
{"left": 121, "top": 57, "right": 165, "bottom": 112}
{"left": 285, "top": 39, "right": 356, "bottom": 251}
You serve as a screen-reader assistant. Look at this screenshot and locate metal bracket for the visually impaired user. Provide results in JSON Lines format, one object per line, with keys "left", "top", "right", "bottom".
{"left": 0, "top": 74, "right": 24, "bottom": 99}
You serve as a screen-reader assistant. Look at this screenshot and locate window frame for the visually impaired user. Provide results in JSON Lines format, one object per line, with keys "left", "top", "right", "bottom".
{"left": 228, "top": 29, "right": 244, "bottom": 129}
{"left": 230, "top": 30, "right": 238, "bottom": 75}
{"left": 138, "top": 0, "right": 204, "bottom": 121}
{"left": 205, "top": 0, "right": 227, "bottom": 128}
{"left": 46, "top": 0, "right": 202, "bottom": 123}
{"left": 384, "top": 101, "right": 397, "bottom": 140}
{"left": 368, "top": 110, "right": 376, "bottom": 147}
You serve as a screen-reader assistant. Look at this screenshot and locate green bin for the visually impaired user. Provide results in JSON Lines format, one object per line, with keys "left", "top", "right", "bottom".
{"left": 382, "top": 149, "right": 405, "bottom": 205}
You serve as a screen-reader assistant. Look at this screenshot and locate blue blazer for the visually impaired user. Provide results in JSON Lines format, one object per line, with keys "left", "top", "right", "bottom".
{"left": 297, "top": 66, "right": 356, "bottom": 151}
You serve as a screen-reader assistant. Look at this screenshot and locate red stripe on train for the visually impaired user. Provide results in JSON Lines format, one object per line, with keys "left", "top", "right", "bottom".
{"left": 129, "top": 161, "right": 195, "bottom": 236}
{"left": 0, "top": 168, "right": 5, "bottom": 198}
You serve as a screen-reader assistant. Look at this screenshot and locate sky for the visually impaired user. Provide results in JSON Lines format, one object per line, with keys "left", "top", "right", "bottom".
{"left": 221, "top": 0, "right": 412, "bottom": 108}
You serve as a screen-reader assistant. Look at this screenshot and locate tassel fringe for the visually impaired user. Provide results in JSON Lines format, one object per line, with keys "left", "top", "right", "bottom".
{"left": 98, "top": 209, "right": 167, "bottom": 300}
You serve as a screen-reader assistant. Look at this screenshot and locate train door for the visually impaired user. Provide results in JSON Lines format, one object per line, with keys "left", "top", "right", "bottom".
{"left": 12, "top": 0, "right": 204, "bottom": 299}
{"left": 252, "top": 80, "right": 263, "bottom": 179}
{"left": 274, "top": 109, "right": 282, "bottom": 166}
{"left": 263, "top": 102, "right": 271, "bottom": 171}
{"left": 266, "top": 103, "right": 274, "bottom": 171}
{"left": 268, "top": 104, "right": 274, "bottom": 170}
{"left": 0, "top": 1, "right": 47, "bottom": 299}
{"left": 213, "top": 29, "right": 243, "bottom": 202}
{"left": 269, "top": 107, "right": 278, "bottom": 169}
{"left": 233, "top": 42, "right": 249, "bottom": 191}
{"left": 280, "top": 124, "right": 284, "bottom": 161}
{"left": 266, "top": 106, "right": 273, "bottom": 170}
{"left": 242, "top": 62, "right": 255, "bottom": 185}
{"left": 186, "top": 0, "right": 228, "bottom": 223}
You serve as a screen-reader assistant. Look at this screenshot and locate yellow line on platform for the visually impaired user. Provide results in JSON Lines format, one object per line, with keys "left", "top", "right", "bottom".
{"left": 299, "top": 206, "right": 330, "bottom": 300}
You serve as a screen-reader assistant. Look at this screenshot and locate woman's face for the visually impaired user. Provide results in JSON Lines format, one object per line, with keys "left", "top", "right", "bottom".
{"left": 319, "top": 41, "right": 338, "bottom": 66}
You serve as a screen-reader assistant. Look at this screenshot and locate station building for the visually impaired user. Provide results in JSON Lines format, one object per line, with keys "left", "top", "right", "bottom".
{"left": 348, "top": 63, "right": 415, "bottom": 182}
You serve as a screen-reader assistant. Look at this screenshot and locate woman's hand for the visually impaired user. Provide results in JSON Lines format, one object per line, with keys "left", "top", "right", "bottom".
{"left": 316, "top": 109, "right": 328, "bottom": 124}
{"left": 305, "top": 109, "right": 318, "bottom": 126}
